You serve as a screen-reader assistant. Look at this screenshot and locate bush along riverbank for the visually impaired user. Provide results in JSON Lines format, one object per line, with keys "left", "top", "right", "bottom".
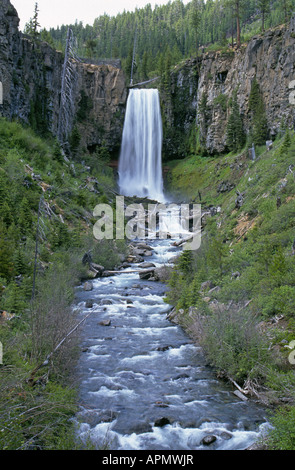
{"left": 0, "top": 117, "right": 127, "bottom": 450}
{"left": 164, "top": 131, "right": 295, "bottom": 450}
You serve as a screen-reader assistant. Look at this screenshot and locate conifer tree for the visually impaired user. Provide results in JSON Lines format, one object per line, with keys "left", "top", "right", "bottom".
{"left": 226, "top": 91, "right": 245, "bottom": 151}
{"left": 225, "top": 0, "right": 246, "bottom": 48}
{"left": 0, "top": 221, "right": 14, "bottom": 281}
{"left": 249, "top": 77, "right": 268, "bottom": 145}
{"left": 19, "top": 197, "right": 33, "bottom": 235}
{"left": 24, "top": 2, "right": 40, "bottom": 39}
{"left": 257, "top": 0, "right": 271, "bottom": 32}
{"left": 190, "top": 0, "right": 202, "bottom": 57}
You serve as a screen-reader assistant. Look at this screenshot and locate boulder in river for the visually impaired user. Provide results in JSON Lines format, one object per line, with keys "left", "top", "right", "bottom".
{"left": 99, "top": 319, "right": 111, "bottom": 326}
{"left": 100, "top": 299, "right": 113, "bottom": 305}
{"left": 83, "top": 281, "right": 93, "bottom": 291}
{"left": 201, "top": 435, "right": 217, "bottom": 446}
{"left": 139, "top": 268, "right": 155, "bottom": 280}
{"left": 154, "top": 417, "right": 173, "bottom": 427}
{"left": 139, "top": 262, "right": 156, "bottom": 269}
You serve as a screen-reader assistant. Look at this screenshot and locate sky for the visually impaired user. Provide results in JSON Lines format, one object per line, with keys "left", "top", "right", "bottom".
{"left": 11, "top": 0, "right": 181, "bottom": 31}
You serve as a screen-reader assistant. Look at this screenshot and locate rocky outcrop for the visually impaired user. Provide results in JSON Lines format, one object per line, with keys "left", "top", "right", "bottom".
{"left": 162, "top": 18, "right": 295, "bottom": 156}
{"left": 73, "top": 61, "right": 126, "bottom": 154}
{"left": 0, "top": 0, "right": 127, "bottom": 156}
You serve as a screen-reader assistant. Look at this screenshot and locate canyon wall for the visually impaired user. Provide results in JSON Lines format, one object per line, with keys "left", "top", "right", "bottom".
{"left": 163, "top": 17, "right": 295, "bottom": 157}
{"left": 0, "top": 0, "right": 127, "bottom": 156}
{"left": 1, "top": 0, "right": 295, "bottom": 159}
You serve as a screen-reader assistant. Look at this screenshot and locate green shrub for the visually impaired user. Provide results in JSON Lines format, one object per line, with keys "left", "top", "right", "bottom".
{"left": 197, "top": 306, "right": 270, "bottom": 383}
{"left": 266, "top": 406, "right": 295, "bottom": 450}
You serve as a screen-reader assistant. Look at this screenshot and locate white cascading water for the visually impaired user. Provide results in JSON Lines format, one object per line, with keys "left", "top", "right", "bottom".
{"left": 118, "top": 88, "right": 165, "bottom": 203}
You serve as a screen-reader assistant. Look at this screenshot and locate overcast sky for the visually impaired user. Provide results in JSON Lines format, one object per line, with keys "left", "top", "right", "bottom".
{"left": 11, "top": 0, "right": 180, "bottom": 30}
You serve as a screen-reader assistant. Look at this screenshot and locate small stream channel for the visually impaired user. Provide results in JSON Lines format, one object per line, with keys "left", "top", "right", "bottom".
{"left": 74, "top": 238, "right": 269, "bottom": 451}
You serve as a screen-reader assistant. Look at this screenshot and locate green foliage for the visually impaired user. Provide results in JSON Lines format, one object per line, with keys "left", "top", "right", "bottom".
{"left": 69, "top": 126, "right": 81, "bottom": 154}
{"left": 0, "top": 117, "right": 122, "bottom": 449}
{"left": 77, "top": 90, "right": 93, "bottom": 122}
{"left": 47, "top": 0, "right": 293, "bottom": 81}
{"left": 213, "top": 93, "right": 228, "bottom": 112}
{"left": 266, "top": 406, "right": 295, "bottom": 450}
{"left": 199, "top": 307, "right": 270, "bottom": 382}
{"left": 249, "top": 77, "right": 268, "bottom": 146}
{"left": 226, "top": 91, "right": 245, "bottom": 152}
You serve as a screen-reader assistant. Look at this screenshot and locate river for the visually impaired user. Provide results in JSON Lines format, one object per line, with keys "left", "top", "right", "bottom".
{"left": 74, "top": 237, "right": 269, "bottom": 451}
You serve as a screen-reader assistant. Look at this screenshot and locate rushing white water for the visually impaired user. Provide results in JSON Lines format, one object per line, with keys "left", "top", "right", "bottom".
{"left": 118, "top": 88, "right": 165, "bottom": 202}
{"left": 74, "top": 239, "right": 270, "bottom": 451}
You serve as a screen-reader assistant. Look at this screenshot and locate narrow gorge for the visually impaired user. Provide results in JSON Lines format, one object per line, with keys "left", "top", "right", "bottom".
{"left": 1, "top": 0, "right": 295, "bottom": 453}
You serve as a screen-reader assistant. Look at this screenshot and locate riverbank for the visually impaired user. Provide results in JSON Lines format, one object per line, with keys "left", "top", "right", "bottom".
{"left": 163, "top": 134, "right": 295, "bottom": 450}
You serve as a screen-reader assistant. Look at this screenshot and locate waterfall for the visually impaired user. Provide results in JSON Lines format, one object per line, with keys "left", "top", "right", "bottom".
{"left": 118, "top": 88, "right": 165, "bottom": 202}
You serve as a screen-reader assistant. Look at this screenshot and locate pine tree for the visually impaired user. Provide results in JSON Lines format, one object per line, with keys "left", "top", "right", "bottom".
{"left": 281, "top": 0, "right": 293, "bottom": 23}
{"left": 249, "top": 77, "right": 268, "bottom": 145}
{"left": 19, "top": 197, "right": 33, "bottom": 235}
{"left": 225, "top": 0, "right": 246, "bottom": 48}
{"left": 226, "top": 91, "right": 245, "bottom": 151}
{"left": 24, "top": 2, "right": 40, "bottom": 39}
{"left": 0, "top": 221, "right": 14, "bottom": 281}
{"left": 32, "top": 2, "right": 40, "bottom": 38}
{"left": 190, "top": 0, "right": 202, "bottom": 57}
{"left": 257, "top": 0, "right": 271, "bottom": 32}
{"left": 13, "top": 247, "right": 27, "bottom": 276}
{"left": 1, "top": 200, "right": 14, "bottom": 228}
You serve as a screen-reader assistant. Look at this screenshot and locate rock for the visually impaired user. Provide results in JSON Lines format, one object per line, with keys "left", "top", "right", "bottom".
{"left": 217, "top": 181, "right": 235, "bottom": 193}
{"left": 99, "top": 319, "right": 111, "bottom": 326}
{"left": 139, "top": 268, "right": 155, "bottom": 280}
{"left": 220, "top": 431, "right": 233, "bottom": 440}
{"left": 85, "top": 270, "right": 97, "bottom": 279}
{"left": 231, "top": 271, "right": 241, "bottom": 279}
{"left": 235, "top": 191, "right": 244, "bottom": 209}
{"left": 173, "top": 373, "right": 190, "bottom": 380}
{"left": 128, "top": 422, "right": 153, "bottom": 433}
{"left": 100, "top": 299, "right": 113, "bottom": 305}
{"left": 154, "top": 401, "right": 170, "bottom": 408}
{"left": 154, "top": 417, "right": 172, "bottom": 427}
{"left": 200, "top": 280, "right": 215, "bottom": 291}
{"left": 84, "top": 281, "right": 93, "bottom": 291}
{"left": 101, "top": 271, "right": 113, "bottom": 277}
{"left": 121, "top": 262, "right": 131, "bottom": 268}
{"left": 91, "top": 263, "right": 105, "bottom": 274}
{"left": 201, "top": 435, "right": 217, "bottom": 446}
{"left": 139, "top": 262, "right": 156, "bottom": 269}
{"left": 207, "top": 286, "right": 221, "bottom": 296}
{"left": 85, "top": 299, "right": 93, "bottom": 308}
{"left": 156, "top": 345, "right": 172, "bottom": 351}
{"left": 136, "top": 243, "right": 153, "bottom": 251}
{"left": 143, "top": 250, "right": 153, "bottom": 257}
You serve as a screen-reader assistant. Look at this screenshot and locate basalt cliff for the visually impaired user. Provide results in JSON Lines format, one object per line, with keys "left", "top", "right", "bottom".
{"left": 0, "top": 0, "right": 127, "bottom": 156}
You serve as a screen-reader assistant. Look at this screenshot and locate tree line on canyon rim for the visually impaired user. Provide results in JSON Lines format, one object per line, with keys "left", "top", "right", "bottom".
{"left": 30, "top": 0, "right": 295, "bottom": 84}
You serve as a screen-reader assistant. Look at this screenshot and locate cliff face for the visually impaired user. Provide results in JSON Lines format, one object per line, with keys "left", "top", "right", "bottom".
{"left": 0, "top": 0, "right": 127, "bottom": 156}
{"left": 2, "top": 0, "right": 295, "bottom": 159}
{"left": 164, "top": 18, "right": 295, "bottom": 156}
{"left": 73, "top": 62, "right": 126, "bottom": 154}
